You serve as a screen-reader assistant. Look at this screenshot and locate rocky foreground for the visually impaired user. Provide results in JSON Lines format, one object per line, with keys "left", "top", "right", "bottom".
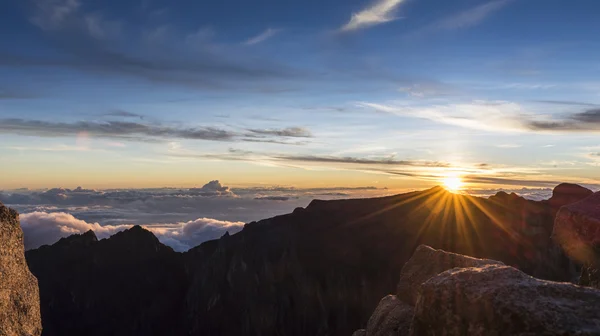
{"left": 0, "top": 202, "right": 41, "bottom": 336}
{"left": 354, "top": 246, "right": 600, "bottom": 336}
{"left": 1, "top": 183, "right": 599, "bottom": 336}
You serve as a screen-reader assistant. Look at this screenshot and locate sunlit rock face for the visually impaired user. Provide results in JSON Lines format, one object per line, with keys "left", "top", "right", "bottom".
{"left": 0, "top": 202, "right": 42, "bottom": 336}
{"left": 411, "top": 265, "right": 600, "bottom": 336}
{"left": 396, "top": 245, "right": 503, "bottom": 305}
{"left": 553, "top": 191, "right": 600, "bottom": 288}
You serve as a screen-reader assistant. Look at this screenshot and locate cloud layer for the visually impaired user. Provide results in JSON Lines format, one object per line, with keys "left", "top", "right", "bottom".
{"left": 360, "top": 101, "right": 600, "bottom": 133}
{"left": 2, "top": 180, "right": 388, "bottom": 251}
{"left": 19, "top": 211, "right": 244, "bottom": 252}
{"left": 0, "top": 118, "right": 314, "bottom": 144}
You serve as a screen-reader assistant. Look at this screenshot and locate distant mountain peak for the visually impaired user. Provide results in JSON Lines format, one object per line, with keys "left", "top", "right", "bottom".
{"left": 54, "top": 229, "right": 98, "bottom": 248}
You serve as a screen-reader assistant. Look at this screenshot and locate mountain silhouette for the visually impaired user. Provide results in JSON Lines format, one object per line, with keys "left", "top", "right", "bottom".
{"left": 26, "top": 185, "right": 592, "bottom": 335}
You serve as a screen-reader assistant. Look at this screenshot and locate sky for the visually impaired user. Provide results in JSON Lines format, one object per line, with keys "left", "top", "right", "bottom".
{"left": 1, "top": 0, "right": 600, "bottom": 191}
{"left": 1, "top": 0, "right": 600, "bottom": 250}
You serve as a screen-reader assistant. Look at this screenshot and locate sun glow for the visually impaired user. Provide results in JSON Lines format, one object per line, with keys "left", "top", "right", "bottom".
{"left": 442, "top": 176, "right": 464, "bottom": 192}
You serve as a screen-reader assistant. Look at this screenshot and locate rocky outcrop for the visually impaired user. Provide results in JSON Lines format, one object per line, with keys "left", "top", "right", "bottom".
{"left": 364, "top": 295, "right": 413, "bottom": 336}
{"left": 0, "top": 202, "right": 42, "bottom": 336}
{"left": 548, "top": 183, "right": 594, "bottom": 210}
{"left": 411, "top": 264, "right": 600, "bottom": 336}
{"left": 26, "top": 225, "right": 187, "bottom": 336}
{"left": 553, "top": 191, "right": 600, "bottom": 288}
{"left": 396, "top": 245, "right": 503, "bottom": 305}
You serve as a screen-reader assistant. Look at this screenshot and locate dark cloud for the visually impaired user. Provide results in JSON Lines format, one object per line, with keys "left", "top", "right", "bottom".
{"left": 254, "top": 196, "right": 295, "bottom": 201}
{"left": 533, "top": 100, "right": 600, "bottom": 107}
{"left": 4, "top": 0, "right": 301, "bottom": 91}
{"left": 572, "top": 108, "right": 600, "bottom": 123}
{"left": 241, "top": 138, "right": 309, "bottom": 146}
{"left": 274, "top": 155, "right": 451, "bottom": 167}
{"left": 526, "top": 108, "right": 600, "bottom": 131}
{"left": 103, "top": 110, "right": 144, "bottom": 119}
{"left": 463, "top": 175, "right": 561, "bottom": 188}
{"left": 0, "top": 118, "right": 236, "bottom": 142}
{"left": 0, "top": 118, "right": 314, "bottom": 144}
{"left": 246, "top": 127, "right": 312, "bottom": 138}
{"left": 0, "top": 16, "right": 302, "bottom": 91}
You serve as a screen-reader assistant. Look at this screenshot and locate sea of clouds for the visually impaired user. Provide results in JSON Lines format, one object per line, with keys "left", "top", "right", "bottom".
{"left": 1, "top": 180, "right": 387, "bottom": 251}
{"left": 2, "top": 180, "right": 576, "bottom": 252}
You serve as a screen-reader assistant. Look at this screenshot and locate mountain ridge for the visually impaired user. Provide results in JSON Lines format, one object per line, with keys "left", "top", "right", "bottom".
{"left": 26, "top": 184, "right": 594, "bottom": 335}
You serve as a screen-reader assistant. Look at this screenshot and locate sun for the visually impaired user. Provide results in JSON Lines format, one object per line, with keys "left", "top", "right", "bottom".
{"left": 443, "top": 176, "right": 464, "bottom": 192}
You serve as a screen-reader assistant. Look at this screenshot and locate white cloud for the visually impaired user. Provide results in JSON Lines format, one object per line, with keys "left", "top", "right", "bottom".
{"left": 406, "top": 0, "right": 511, "bottom": 38}
{"left": 150, "top": 218, "right": 245, "bottom": 251}
{"left": 357, "top": 100, "right": 527, "bottom": 132}
{"left": 20, "top": 211, "right": 131, "bottom": 250}
{"left": 340, "top": 0, "right": 408, "bottom": 32}
{"left": 244, "top": 28, "right": 280, "bottom": 45}
{"left": 19, "top": 211, "right": 244, "bottom": 252}
{"left": 496, "top": 144, "right": 522, "bottom": 148}
{"left": 189, "top": 180, "right": 236, "bottom": 197}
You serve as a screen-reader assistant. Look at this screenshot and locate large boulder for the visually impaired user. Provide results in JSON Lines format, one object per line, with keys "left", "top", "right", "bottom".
{"left": 553, "top": 192, "right": 600, "bottom": 287}
{"left": 0, "top": 203, "right": 42, "bottom": 336}
{"left": 396, "top": 245, "right": 503, "bottom": 305}
{"left": 365, "top": 295, "right": 413, "bottom": 336}
{"left": 548, "top": 183, "right": 594, "bottom": 209}
{"left": 411, "top": 264, "right": 600, "bottom": 336}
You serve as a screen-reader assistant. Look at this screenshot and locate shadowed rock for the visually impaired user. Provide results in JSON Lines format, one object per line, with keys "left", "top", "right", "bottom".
{"left": 365, "top": 295, "right": 413, "bottom": 336}
{"left": 24, "top": 185, "right": 595, "bottom": 335}
{"left": 26, "top": 225, "right": 187, "bottom": 336}
{"left": 0, "top": 202, "right": 42, "bottom": 336}
{"left": 548, "top": 183, "right": 594, "bottom": 210}
{"left": 553, "top": 192, "right": 600, "bottom": 288}
{"left": 352, "top": 330, "right": 366, "bottom": 336}
{"left": 396, "top": 245, "right": 503, "bottom": 305}
{"left": 411, "top": 264, "right": 600, "bottom": 336}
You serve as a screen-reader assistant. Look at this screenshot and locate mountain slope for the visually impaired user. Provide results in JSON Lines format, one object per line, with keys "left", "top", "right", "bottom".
{"left": 26, "top": 185, "right": 591, "bottom": 336}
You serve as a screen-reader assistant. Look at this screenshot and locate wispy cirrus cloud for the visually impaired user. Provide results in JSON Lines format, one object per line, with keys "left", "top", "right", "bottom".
{"left": 13, "top": 0, "right": 301, "bottom": 91}
{"left": 244, "top": 28, "right": 280, "bottom": 45}
{"left": 359, "top": 101, "right": 600, "bottom": 133}
{"left": 340, "top": 0, "right": 408, "bottom": 32}
{"left": 273, "top": 154, "right": 451, "bottom": 167}
{"left": 30, "top": 0, "right": 81, "bottom": 30}
{"left": 247, "top": 127, "right": 313, "bottom": 138}
{"left": 406, "top": 0, "right": 511, "bottom": 38}
{"left": 533, "top": 100, "right": 600, "bottom": 107}
{"left": 0, "top": 118, "right": 236, "bottom": 142}
{"left": 102, "top": 110, "right": 145, "bottom": 119}
{"left": 0, "top": 118, "right": 316, "bottom": 144}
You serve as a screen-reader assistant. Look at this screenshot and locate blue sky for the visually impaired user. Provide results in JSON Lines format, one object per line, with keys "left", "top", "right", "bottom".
{"left": 1, "top": 0, "right": 600, "bottom": 190}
